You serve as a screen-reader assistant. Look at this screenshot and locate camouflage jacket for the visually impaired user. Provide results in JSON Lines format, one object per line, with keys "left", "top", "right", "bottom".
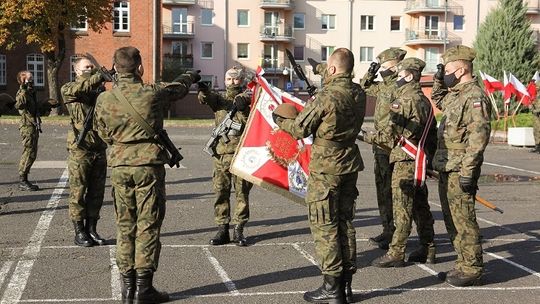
{"left": 431, "top": 78, "right": 492, "bottom": 177}
{"left": 94, "top": 73, "right": 192, "bottom": 167}
{"left": 371, "top": 82, "right": 437, "bottom": 164}
{"left": 281, "top": 73, "right": 365, "bottom": 175}
{"left": 198, "top": 87, "right": 251, "bottom": 155}
{"left": 15, "top": 85, "right": 40, "bottom": 128}
{"left": 61, "top": 71, "right": 107, "bottom": 151}
{"left": 532, "top": 84, "right": 540, "bottom": 115}
{"left": 360, "top": 73, "right": 398, "bottom": 154}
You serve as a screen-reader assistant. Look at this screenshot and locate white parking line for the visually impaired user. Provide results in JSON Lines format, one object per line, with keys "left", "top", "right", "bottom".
{"left": 1, "top": 169, "right": 69, "bottom": 304}
{"left": 484, "top": 162, "right": 540, "bottom": 175}
{"left": 109, "top": 246, "right": 122, "bottom": 300}
{"left": 0, "top": 261, "right": 14, "bottom": 289}
{"left": 291, "top": 243, "right": 318, "bottom": 266}
{"left": 201, "top": 247, "right": 239, "bottom": 295}
{"left": 485, "top": 251, "right": 540, "bottom": 279}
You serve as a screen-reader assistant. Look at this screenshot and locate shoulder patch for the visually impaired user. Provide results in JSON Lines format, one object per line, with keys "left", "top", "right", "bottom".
{"left": 473, "top": 100, "right": 482, "bottom": 108}
{"left": 391, "top": 102, "right": 400, "bottom": 109}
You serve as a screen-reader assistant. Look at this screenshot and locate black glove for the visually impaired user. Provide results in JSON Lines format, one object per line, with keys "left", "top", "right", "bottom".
{"left": 98, "top": 66, "right": 115, "bottom": 82}
{"left": 272, "top": 112, "right": 285, "bottom": 126}
{"left": 434, "top": 64, "right": 444, "bottom": 81}
{"left": 185, "top": 70, "right": 201, "bottom": 83}
{"left": 197, "top": 81, "right": 210, "bottom": 93}
{"left": 307, "top": 58, "right": 320, "bottom": 74}
{"left": 368, "top": 62, "right": 380, "bottom": 75}
{"left": 357, "top": 130, "right": 367, "bottom": 142}
{"left": 459, "top": 176, "right": 477, "bottom": 195}
{"left": 234, "top": 94, "right": 249, "bottom": 111}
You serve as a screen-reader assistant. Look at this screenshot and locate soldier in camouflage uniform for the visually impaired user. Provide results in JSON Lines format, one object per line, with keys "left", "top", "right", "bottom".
{"left": 360, "top": 48, "right": 407, "bottom": 250}
{"left": 198, "top": 66, "right": 253, "bottom": 247}
{"left": 367, "top": 58, "right": 437, "bottom": 268}
{"left": 530, "top": 83, "right": 540, "bottom": 153}
{"left": 275, "top": 48, "right": 365, "bottom": 304}
{"left": 94, "top": 46, "right": 199, "bottom": 303}
{"left": 61, "top": 56, "right": 110, "bottom": 247}
{"left": 431, "top": 45, "right": 491, "bottom": 287}
{"left": 15, "top": 71, "right": 58, "bottom": 191}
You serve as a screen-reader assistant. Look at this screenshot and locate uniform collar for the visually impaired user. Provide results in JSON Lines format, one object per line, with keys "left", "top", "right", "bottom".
{"left": 116, "top": 73, "right": 143, "bottom": 83}
{"left": 323, "top": 73, "right": 352, "bottom": 86}
{"left": 449, "top": 77, "right": 477, "bottom": 92}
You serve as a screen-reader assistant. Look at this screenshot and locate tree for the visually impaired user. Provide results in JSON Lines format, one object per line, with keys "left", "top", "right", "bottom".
{"left": 473, "top": 0, "right": 540, "bottom": 82}
{"left": 0, "top": 0, "right": 113, "bottom": 115}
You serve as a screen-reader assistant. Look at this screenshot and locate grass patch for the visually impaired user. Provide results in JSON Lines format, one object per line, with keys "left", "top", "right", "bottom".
{"left": 1, "top": 115, "right": 213, "bottom": 127}
{"left": 491, "top": 112, "right": 533, "bottom": 129}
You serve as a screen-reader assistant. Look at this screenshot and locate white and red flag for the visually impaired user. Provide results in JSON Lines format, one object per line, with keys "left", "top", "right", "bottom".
{"left": 479, "top": 71, "right": 504, "bottom": 94}
{"left": 522, "top": 71, "right": 539, "bottom": 106}
{"left": 230, "top": 68, "right": 311, "bottom": 204}
{"left": 509, "top": 73, "right": 530, "bottom": 102}
{"left": 503, "top": 71, "right": 515, "bottom": 106}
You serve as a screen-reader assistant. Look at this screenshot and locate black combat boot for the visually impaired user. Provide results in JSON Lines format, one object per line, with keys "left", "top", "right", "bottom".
{"left": 530, "top": 144, "right": 540, "bottom": 153}
{"left": 342, "top": 271, "right": 353, "bottom": 303}
{"left": 121, "top": 270, "right": 136, "bottom": 304}
{"left": 232, "top": 224, "right": 247, "bottom": 247}
{"left": 371, "top": 253, "right": 405, "bottom": 268}
{"left": 72, "top": 220, "right": 93, "bottom": 247}
{"left": 19, "top": 174, "right": 39, "bottom": 191}
{"left": 407, "top": 244, "right": 436, "bottom": 264}
{"left": 209, "top": 224, "right": 230, "bottom": 246}
{"left": 368, "top": 232, "right": 391, "bottom": 250}
{"left": 86, "top": 218, "right": 106, "bottom": 245}
{"left": 445, "top": 270, "right": 482, "bottom": 287}
{"left": 134, "top": 271, "right": 169, "bottom": 304}
{"left": 303, "top": 275, "right": 345, "bottom": 304}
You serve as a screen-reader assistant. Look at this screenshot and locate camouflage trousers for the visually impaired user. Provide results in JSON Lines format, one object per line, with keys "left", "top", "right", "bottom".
{"left": 307, "top": 171, "right": 359, "bottom": 277}
{"left": 388, "top": 161, "right": 435, "bottom": 259}
{"left": 111, "top": 165, "right": 166, "bottom": 275}
{"left": 533, "top": 113, "right": 540, "bottom": 144}
{"left": 438, "top": 171, "right": 483, "bottom": 276}
{"left": 18, "top": 125, "right": 39, "bottom": 175}
{"left": 68, "top": 148, "right": 106, "bottom": 221}
{"left": 213, "top": 153, "right": 253, "bottom": 225}
{"left": 374, "top": 153, "right": 394, "bottom": 237}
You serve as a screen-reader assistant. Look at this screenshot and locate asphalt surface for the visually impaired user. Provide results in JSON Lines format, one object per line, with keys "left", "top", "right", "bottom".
{"left": 0, "top": 122, "right": 539, "bottom": 304}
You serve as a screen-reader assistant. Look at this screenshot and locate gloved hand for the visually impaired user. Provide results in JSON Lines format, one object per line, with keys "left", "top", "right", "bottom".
{"left": 357, "top": 129, "right": 367, "bottom": 142}
{"left": 434, "top": 64, "right": 445, "bottom": 81}
{"left": 98, "top": 66, "right": 116, "bottom": 82}
{"left": 234, "top": 94, "right": 250, "bottom": 111}
{"left": 368, "top": 62, "right": 381, "bottom": 75}
{"left": 197, "top": 81, "right": 210, "bottom": 93}
{"left": 272, "top": 112, "right": 285, "bottom": 127}
{"left": 307, "top": 58, "right": 320, "bottom": 74}
{"left": 459, "top": 176, "right": 477, "bottom": 195}
{"left": 184, "top": 70, "right": 201, "bottom": 83}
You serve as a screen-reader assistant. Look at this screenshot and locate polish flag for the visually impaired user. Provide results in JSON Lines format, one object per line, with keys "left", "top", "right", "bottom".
{"left": 503, "top": 71, "right": 515, "bottom": 105}
{"left": 509, "top": 73, "right": 530, "bottom": 103}
{"left": 522, "top": 71, "right": 539, "bottom": 106}
{"left": 479, "top": 71, "right": 504, "bottom": 94}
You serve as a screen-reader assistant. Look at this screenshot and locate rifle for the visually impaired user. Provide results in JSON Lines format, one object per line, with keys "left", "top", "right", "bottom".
{"left": 155, "top": 129, "right": 183, "bottom": 168}
{"left": 203, "top": 106, "right": 242, "bottom": 157}
{"left": 76, "top": 85, "right": 106, "bottom": 146}
{"left": 85, "top": 52, "right": 115, "bottom": 83}
{"left": 285, "top": 49, "right": 317, "bottom": 97}
{"left": 30, "top": 87, "right": 42, "bottom": 133}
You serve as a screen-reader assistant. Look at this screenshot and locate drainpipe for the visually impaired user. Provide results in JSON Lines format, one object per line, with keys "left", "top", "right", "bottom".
{"left": 349, "top": 0, "right": 354, "bottom": 50}
{"left": 152, "top": 0, "right": 157, "bottom": 82}
{"left": 476, "top": 0, "right": 481, "bottom": 31}
{"left": 224, "top": 0, "right": 229, "bottom": 90}
{"left": 444, "top": 0, "right": 448, "bottom": 52}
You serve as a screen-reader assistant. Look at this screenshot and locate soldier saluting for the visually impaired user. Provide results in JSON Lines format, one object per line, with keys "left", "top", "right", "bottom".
{"left": 431, "top": 45, "right": 491, "bottom": 287}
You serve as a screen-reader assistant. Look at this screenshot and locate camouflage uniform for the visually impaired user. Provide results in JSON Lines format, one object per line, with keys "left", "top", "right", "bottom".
{"left": 431, "top": 46, "right": 491, "bottom": 277}
{"left": 61, "top": 71, "right": 107, "bottom": 221}
{"left": 369, "top": 58, "right": 436, "bottom": 261}
{"left": 280, "top": 72, "right": 366, "bottom": 278}
{"left": 94, "top": 72, "right": 193, "bottom": 275}
{"left": 198, "top": 87, "right": 252, "bottom": 226}
{"left": 15, "top": 85, "right": 40, "bottom": 177}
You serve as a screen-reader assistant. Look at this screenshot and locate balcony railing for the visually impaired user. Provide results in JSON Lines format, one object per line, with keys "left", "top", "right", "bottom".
{"left": 162, "top": 0, "right": 196, "bottom": 5}
{"left": 163, "top": 22, "right": 195, "bottom": 38}
{"left": 163, "top": 53, "right": 194, "bottom": 69}
{"left": 259, "top": 25, "right": 294, "bottom": 41}
{"left": 260, "top": 58, "right": 287, "bottom": 73}
{"left": 260, "top": 0, "right": 294, "bottom": 10}
{"left": 404, "top": 0, "right": 462, "bottom": 14}
{"left": 404, "top": 28, "right": 461, "bottom": 45}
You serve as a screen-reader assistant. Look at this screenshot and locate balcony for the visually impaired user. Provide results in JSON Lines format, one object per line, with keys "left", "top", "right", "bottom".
{"left": 404, "top": 28, "right": 461, "bottom": 46}
{"left": 163, "top": 22, "right": 195, "bottom": 39}
{"left": 163, "top": 53, "right": 194, "bottom": 69}
{"left": 162, "top": 0, "right": 196, "bottom": 5}
{"left": 259, "top": 58, "right": 287, "bottom": 74}
{"left": 260, "top": 0, "right": 294, "bottom": 10}
{"left": 526, "top": 0, "right": 540, "bottom": 14}
{"left": 404, "top": 0, "right": 462, "bottom": 14}
{"left": 259, "top": 25, "right": 294, "bottom": 42}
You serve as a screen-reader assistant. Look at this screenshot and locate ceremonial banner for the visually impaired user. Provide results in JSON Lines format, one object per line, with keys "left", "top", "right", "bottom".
{"left": 230, "top": 68, "right": 312, "bottom": 205}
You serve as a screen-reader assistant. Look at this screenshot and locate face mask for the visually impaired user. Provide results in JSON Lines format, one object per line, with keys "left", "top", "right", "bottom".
{"left": 444, "top": 71, "right": 460, "bottom": 88}
{"left": 379, "top": 68, "right": 394, "bottom": 79}
{"left": 396, "top": 77, "right": 408, "bottom": 88}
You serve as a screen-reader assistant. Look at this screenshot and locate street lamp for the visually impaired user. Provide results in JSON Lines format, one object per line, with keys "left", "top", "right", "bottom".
{"left": 282, "top": 68, "right": 293, "bottom": 91}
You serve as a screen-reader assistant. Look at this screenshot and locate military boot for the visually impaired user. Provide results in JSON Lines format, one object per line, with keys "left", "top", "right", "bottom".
{"left": 86, "top": 218, "right": 106, "bottom": 246}
{"left": 232, "top": 224, "right": 247, "bottom": 247}
{"left": 342, "top": 271, "right": 353, "bottom": 303}
{"left": 121, "top": 270, "right": 136, "bottom": 304}
{"left": 73, "top": 220, "right": 93, "bottom": 247}
{"left": 371, "top": 253, "right": 405, "bottom": 268}
{"left": 368, "top": 232, "right": 391, "bottom": 250}
{"left": 530, "top": 144, "right": 540, "bottom": 153}
{"left": 134, "top": 271, "right": 169, "bottom": 304}
{"left": 303, "top": 275, "right": 345, "bottom": 304}
{"left": 407, "top": 244, "right": 436, "bottom": 264}
{"left": 445, "top": 270, "right": 482, "bottom": 287}
{"left": 209, "top": 224, "right": 230, "bottom": 246}
{"left": 19, "top": 174, "right": 39, "bottom": 191}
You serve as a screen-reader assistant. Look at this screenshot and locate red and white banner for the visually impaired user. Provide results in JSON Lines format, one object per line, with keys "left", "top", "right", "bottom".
{"left": 230, "top": 68, "right": 312, "bottom": 204}
{"left": 479, "top": 71, "right": 504, "bottom": 94}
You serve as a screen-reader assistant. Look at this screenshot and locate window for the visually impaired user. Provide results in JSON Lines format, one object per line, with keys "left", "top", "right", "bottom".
{"left": 425, "top": 15, "right": 439, "bottom": 37}
{"left": 172, "top": 41, "right": 188, "bottom": 56}
{"left": 390, "top": 16, "right": 401, "bottom": 31}
{"left": 172, "top": 8, "right": 188, "bottom": 33}
{"left": 425, "top": 47, "right": 439, "bottom": 73}
{"left": 361, "top": 15, "right": 374, "bottom": 31}
{"left": 237, "top": 10, "right": 249, "bottom": 27}
{"left": 26, "top": 54, "right": 45, "bottom": 86}
{"left": 201, "top": 9, "right": 213, "bottom": 26}
{"left": 113, "top": 1, "right": 130, "bottom": 32}
{"left": 201, "top": 42, "right": 213, "bottom": 59}
{"left": 71, "top": 15, "right": 87, "bottom": 31}
{"left": 0, "top": 54, "right": 6, "bottom": 85}
{"left": 69, "top": 54, "right": 85, "bottom": 81}
{"left": 237, "top": 43, "right": 249, "bottom": 59}
{"left": 294, "top": 13, "right": 305, "bottom": 29}
{"left": 360, "top": 47, "right": 374, "bottom": 62}
{"left": 321, "top": 46, "right": 335, "bottom": 62}
{"left": 454, "top": 15, "right": 464, "bottom": 31}
{"left": 294, "top": 46, "right": 304, "bottom": 61}
{"left": 321, "top": 14, "right": 336, "bottom": 30}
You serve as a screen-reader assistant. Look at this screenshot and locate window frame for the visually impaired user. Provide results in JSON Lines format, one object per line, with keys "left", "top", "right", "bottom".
{"left": 390, "top": 16, "right": 401, "bottom": 32}
{"left": 113, "top": 1, "right": 130, "bottom": 32}
{"left": 360, "top": 15, "right": 375, "bottom": 31}
{"left": 201, "top": 42, "right": 214, "bottom": 59}
{"left": 201, "top": 8, "right": 213, "bottom": 26}
{"left": 321, "top": 14, "right": 336, "bottom": 30}
{"left": 293, "top": 46, "right": 305, "bottom": 62}
{"left": 71, "top": 15, "right": 88, "bottom": 31}
{"left": 359, "top": 47, "right": 374, "bottom": 63}
{"left": 26, "top": 54, "right": 45, "bottom": 87}
{"left": 453, "top": 15, "right": 464, "bottom": 31}
{"left": 294, "top": 13, "right": 305, "bottom": 30}
{"left": 237, "top": 43, "right": 249, "bottom": 60}
{"left": 321, "top": 46, "right": 335, "bottom": 62}
{"left": 237, "top": 9, "right": 250, "bottom": 27}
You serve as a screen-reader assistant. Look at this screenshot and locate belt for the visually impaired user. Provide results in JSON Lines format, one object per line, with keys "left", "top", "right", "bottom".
{"left": 313, "top": 137, "right": 355, "bottom": 149}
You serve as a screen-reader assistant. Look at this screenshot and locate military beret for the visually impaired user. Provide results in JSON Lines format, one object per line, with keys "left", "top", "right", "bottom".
{"left": 442, "top": 45, "right": 476, "bottom": 64}
{"left": 377, "top": 48, "right": 407, "bottom": 63}
{"left": 397, "top": 58, "right": 426, "bottom": 73}
{"left": 226, "top": 66, "right": 244, "bottom": 79}
{"left": 274, "top": 103, "right": 299, "bottom": 119}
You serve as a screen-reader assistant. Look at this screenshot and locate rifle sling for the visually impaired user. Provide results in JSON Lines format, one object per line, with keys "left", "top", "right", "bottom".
{"left": 111, "top": 89, "right": 158, "bottom": 140}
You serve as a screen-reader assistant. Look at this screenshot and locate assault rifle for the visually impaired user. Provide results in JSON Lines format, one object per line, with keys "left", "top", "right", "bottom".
{"left": 76, "top": 85, "right": 106, "bottom": 147}
{"left": 203, "top": 106, "right": 242, "bottom": 157}
{"left": 285, "top": 49, "right": 317, "bottom": 97}
{"left": 30, "top": 86, "right": 42, "bottom": 133}
{"left": 156, "top": 129, "right": 184, "bottom": 168}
